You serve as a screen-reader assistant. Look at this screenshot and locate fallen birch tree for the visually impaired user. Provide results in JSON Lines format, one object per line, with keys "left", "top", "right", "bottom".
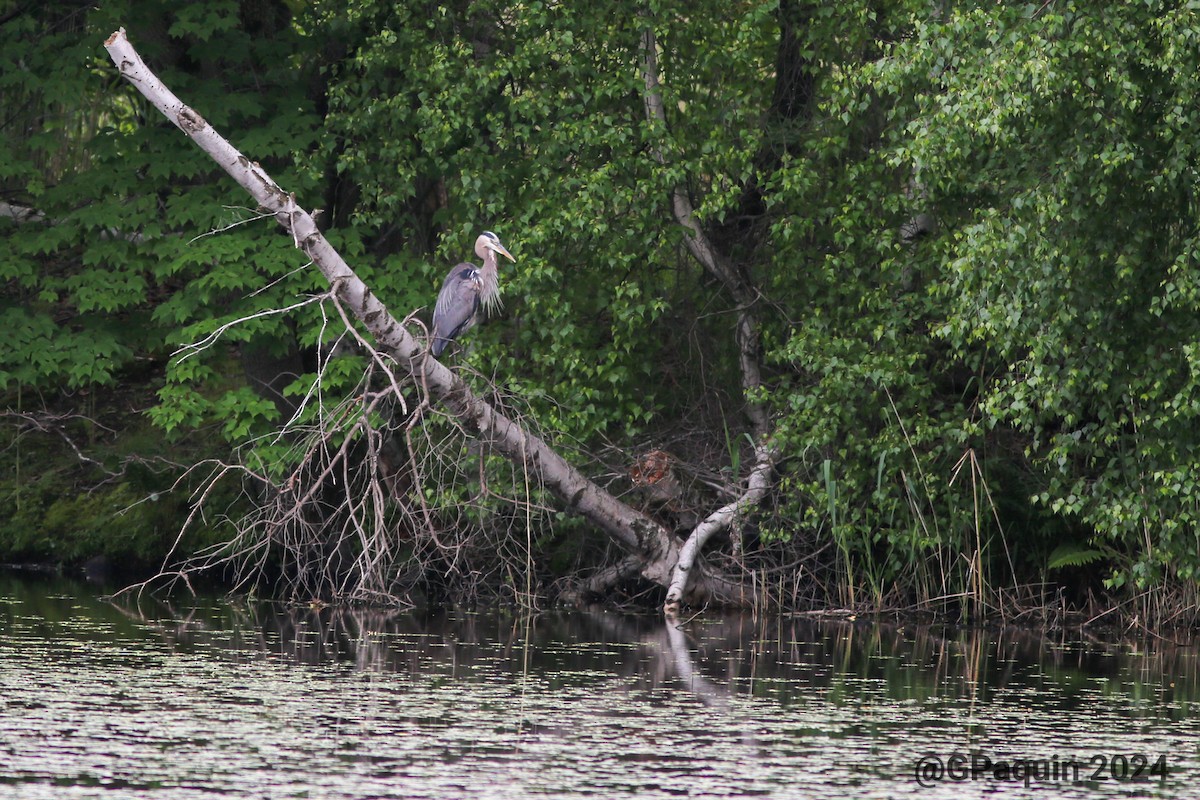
{"left": 103, "top": 27, "right": 775, "bottom": 611}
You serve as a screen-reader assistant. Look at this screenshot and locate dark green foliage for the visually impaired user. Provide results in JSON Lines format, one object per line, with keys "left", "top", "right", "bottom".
{"left": 868, "top": 1, "right": 1200, "bottom": 591}
{"left": 0, "top": 407, "right": 230, "bottom": 569}
{"left": 0, "top": 0, "right": 318, "bottom": 566}
{"left": 3, "top": 0, "right": 1200, "bottom": 613}
{"left": 309, "top": 0, "right": 690, "bottom": 440}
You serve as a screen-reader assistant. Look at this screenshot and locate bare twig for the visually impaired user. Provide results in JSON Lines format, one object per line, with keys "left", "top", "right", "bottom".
{"left": 173, "top": 292, "right": 329, "bottom": 363}
{"left": 2, "top": 410, "right": 184, "bottom": 490}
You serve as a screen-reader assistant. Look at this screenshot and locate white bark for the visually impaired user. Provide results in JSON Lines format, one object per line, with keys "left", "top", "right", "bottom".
{"left": 0, "top": 201, "right": 45, "bottom": 224}
{"left": 103, "top": 28, "right": 684, "bottom": 592}
{"left": 662, "top": 445, "right": 776, "bottom": 608}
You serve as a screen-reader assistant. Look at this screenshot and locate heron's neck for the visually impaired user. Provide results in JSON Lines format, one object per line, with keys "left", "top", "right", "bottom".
{"left": 479, "top": 253, "right": 503, "bottom": 315}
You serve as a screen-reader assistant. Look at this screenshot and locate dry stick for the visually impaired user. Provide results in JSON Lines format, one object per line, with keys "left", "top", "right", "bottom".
{"left": 102, "top": 28, "right": 688, "bottom": 597}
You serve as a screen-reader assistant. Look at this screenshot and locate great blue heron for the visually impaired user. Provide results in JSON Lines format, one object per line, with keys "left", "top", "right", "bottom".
{"left": 430, "top": 231, "right": 515, "bottom": 356}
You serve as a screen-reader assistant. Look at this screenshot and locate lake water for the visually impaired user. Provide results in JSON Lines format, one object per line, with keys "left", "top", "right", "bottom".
{"left": 1, "top": 570, "right": 1198, "bottom": 799}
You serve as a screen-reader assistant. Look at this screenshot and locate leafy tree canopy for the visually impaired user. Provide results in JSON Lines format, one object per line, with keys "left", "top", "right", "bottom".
{"left": 4, "top": 0, "right": 1200, "bottom": 612}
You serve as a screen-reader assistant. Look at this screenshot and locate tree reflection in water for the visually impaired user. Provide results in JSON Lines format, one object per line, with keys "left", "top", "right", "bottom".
{"left": 3, "top": 572, "right": 1199, "bottom": 799}
{"left": 104, "top": 589, "right": 1200, "bottom": 719}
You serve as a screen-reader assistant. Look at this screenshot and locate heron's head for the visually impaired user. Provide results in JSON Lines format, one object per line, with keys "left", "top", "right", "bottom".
{"left": 476, "top": 231, "right": 515, "bottom": 263}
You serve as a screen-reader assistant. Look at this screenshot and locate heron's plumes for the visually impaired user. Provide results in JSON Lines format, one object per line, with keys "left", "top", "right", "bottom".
{"left": 479, "top": 262, "right": 502, "bottom": 315}
{"left": 431, "top": 230, "right": 512, "bottom": 358}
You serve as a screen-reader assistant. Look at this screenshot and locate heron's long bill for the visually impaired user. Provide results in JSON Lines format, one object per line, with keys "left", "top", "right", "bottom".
{"left": 488, "top": 242, "right": 515, "bottom": 262}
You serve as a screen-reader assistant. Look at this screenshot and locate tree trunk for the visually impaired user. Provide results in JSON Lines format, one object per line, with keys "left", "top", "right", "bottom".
{"left": 639, "top": 24, "right": 778, "bottom": 613}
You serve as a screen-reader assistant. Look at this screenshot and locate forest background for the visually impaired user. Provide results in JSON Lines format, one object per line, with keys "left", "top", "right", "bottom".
{"left": 5, "top": 0, "right": 1200, "bottom": 622}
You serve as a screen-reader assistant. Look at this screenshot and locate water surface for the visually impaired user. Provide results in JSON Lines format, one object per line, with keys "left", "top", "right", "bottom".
{"left": 1, "top": 571, "right": 1198, "bottom": 798}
